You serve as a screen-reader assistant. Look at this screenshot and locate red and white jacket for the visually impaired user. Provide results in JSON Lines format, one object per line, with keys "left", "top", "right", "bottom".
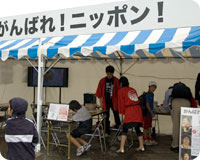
{"left": 118, "top": 87, "right": 143, "bottom": 123}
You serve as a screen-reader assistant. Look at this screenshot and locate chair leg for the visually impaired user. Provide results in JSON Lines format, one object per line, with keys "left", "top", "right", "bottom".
{"left": 87, "top": 127, "right": 98, "bottom": 145}
{"left": 110, "top": 124, "right": 123, "bottom": 146}
{"left": 97, "top": 128, "right": 104, "bottom": 153}
{"left": 40, "top": 134, "right": 46, "bottom": 150}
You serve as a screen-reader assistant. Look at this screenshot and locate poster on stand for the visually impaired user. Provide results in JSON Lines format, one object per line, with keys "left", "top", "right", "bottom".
{"left": 47, "top": 103, "right": 69, "bottom": 121}
{"left": 180, "top": 107, "right": 200, "bottom": 160}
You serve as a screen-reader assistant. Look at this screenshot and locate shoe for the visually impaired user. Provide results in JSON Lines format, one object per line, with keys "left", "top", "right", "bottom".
{"left": 144, "top": 140, "right": 150, "bottom": 145}
{"left": 170, "top": 147, "right": 179, "bottom": 153}
{"left": 136, "top": 147, "right": 145, "bottom": 152}
{"left": 116, "top": 149, "right": 125, "bottom": 153}
{"left": 149, "top": 140, "right": 158, "bottom": 145}
{"left": 83, "top": 143, "right": 92, "bottom": 152}
{"left": 76, "top": 146, "right": 85, "bottom": 156}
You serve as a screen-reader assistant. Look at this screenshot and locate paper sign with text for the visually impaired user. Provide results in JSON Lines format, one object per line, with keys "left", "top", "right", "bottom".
{"left": 47, "top": 103, "right": 69, "bottom": 121}
{"left": 180, "top": 107, "right": 200, "bottom": 160}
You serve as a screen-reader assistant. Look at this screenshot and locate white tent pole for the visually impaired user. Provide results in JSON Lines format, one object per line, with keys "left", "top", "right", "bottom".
{"left": 36, "top": 38, "right": 45, "bottom": 152}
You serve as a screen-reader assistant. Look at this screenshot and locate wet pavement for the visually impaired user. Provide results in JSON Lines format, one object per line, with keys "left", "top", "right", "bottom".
{"left": 0, "top": 130, "right": 179, "bottom": 160}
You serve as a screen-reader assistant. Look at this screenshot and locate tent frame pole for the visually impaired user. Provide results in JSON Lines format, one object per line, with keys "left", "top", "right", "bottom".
{"left": 36, "top": 38, "right": 45, "bottom": 152}
{"left": 25, "top": 57, "right": 38, "bottom": 72}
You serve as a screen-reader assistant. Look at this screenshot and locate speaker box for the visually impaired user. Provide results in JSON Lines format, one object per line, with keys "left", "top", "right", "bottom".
{"left": 84, "top": 93, "right": 96, "bottom": 105}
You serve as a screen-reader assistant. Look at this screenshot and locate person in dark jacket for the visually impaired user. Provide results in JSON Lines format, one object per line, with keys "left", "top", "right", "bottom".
{"left": 5, "top": 97, "right": 39, "bottom": 160}
{"left": 170, "top": 82, "right": 192, "bottom": 153}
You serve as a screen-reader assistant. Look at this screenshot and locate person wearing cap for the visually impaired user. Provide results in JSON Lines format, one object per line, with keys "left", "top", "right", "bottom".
{"left": 143, "top": 81, "right": 158, "bottom": 146}
{"left": 4, "top": 97, "right": 39, "bottom": 160}
{"left": 95, "top": 65, "right": 121, "bottom": 136}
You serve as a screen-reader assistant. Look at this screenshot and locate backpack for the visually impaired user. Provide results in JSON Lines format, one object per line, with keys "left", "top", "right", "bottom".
{"left": 171, "top": 82, "right": 192, "bottom": 100}
{"left": 138, "top": 92, "right": 148, "bottom": 116}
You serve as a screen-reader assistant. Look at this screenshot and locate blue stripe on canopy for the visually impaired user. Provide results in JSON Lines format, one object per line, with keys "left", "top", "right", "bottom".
{"left": 47, "top": 35, "right": 77, "bottom": 58}
{"left": 9, "top": 38, "right": 38, "bottom": 59}
{"left": 130, "top": 30, "right": 152, "bottom": 44}
{"left": 0, "top": 39, "right": 23, "bottom": 58}
{"left": 120, "top": 45, "right": 135, "bottom": 55}
{"left": 106, "top": 32, "right": 128, "bottom": 45}
{"left": 81, "top": 33, "right": 104, "bottom": 46}
{"left": 182, "top": 26, "right": 200, "bottom": 51}
{"left": 149, "top": 28, "right": 177, "bottom": 53}
{"left": 0, "top": 40, "right": 7, "bottom": 45}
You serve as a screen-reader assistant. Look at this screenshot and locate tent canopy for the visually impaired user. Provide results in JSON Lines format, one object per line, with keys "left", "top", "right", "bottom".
{"left": 0, "top": 26, "right": 200, "bottom": 61}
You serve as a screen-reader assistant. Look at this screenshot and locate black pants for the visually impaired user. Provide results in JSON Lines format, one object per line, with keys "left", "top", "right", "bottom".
{"left": 105, "top": 104, "right": 121, "bottom": 134}
{"left": 121, "top": 122, "right": 143, "bottom": 136}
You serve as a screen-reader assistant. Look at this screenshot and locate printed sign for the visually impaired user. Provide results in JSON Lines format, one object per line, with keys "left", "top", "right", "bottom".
{"left": 180, "top": 107, "right": 200, "bottom": 160}
{"left": 0, "top": 0, "right": 200, "bottom": 41}
{"left": 47, "top": 103, "right": 69, "bottom": 121}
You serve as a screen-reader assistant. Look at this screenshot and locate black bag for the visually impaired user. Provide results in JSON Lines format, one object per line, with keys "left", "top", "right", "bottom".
{"left": 171, "top": 82, "right": 192, "bottom": 100}
{"left": 138, "top": 92, "right": 148, "bottom": 116}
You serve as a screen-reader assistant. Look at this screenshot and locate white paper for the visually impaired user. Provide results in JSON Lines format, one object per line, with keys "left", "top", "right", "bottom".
{"left": 47, "top": 103, "right": 69, "bottom": 121}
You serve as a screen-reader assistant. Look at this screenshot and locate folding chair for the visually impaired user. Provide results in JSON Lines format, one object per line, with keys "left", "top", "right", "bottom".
{"left": 110, "top": 123, "right": 137, "bottom": 149}
{"left": 30, "top": 103, "right": 64, "bottom": 150}
{"left": 85, "top": 114, "right": 107, "bottom": 153}
{"left": 110, "top": 123, "right": 123, "bottom": 146}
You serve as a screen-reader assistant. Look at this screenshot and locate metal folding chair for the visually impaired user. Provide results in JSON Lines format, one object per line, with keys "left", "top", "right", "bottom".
{"left": 110, "top": 123, "right": 123, "bottom": 146}
{"left": 85, "top": 114, "right": 107, "bottom": 153}
{"left": 110, "top": 123, "right": 137, "bottom": 149}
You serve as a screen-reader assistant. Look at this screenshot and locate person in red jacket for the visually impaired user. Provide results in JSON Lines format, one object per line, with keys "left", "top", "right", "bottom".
{"left": 95, "top": 65, "right": 121, "bottom": 135}
{"left": 116, "top": 76, "right": 144, "bottom": 153}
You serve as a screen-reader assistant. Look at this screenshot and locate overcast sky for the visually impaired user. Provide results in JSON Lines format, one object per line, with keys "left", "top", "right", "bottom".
{"left": 0, "top": 0, "right": 126, "bottom": 17}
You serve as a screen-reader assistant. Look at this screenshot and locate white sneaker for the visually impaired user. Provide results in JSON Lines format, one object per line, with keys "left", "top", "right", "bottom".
{"left": 83, "top": 143, "right": 92, "bottom": 151}
{"left": 76, "top": 146, "right": 85, "bottom": 156}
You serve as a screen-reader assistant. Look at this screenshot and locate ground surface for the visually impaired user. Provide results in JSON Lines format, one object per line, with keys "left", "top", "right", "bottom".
{"left": 0, "top": 130, "right": 179, "bottom": 160}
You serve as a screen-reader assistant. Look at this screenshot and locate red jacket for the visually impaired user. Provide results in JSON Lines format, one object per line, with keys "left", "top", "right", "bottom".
{"left": 95, "top": 76, "right": 119, "bottom": 111}
{"left": 118, "top": 87, "right": 143, "bottom": 123}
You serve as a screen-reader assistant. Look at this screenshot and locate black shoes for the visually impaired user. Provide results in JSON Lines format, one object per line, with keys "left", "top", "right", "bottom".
{"left": 170, "top": 147, "right": 179, "bottom": 153}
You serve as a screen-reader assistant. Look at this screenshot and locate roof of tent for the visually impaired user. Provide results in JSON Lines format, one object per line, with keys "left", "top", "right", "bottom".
{"left": 0, "top": 26, "right": 200, "bottom": 61}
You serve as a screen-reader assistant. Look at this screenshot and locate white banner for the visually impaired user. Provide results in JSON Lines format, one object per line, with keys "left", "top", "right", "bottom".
{"left": 180, "top": 107, "right": 200, "bottom": 160}
{"left": 0, "top": 0, "right": 200, "bottom": 41}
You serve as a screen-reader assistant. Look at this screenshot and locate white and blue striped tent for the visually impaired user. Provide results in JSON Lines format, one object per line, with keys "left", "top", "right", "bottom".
{"left": 0, "top": 26, "right": 200, "bottom": 61}
{"left": 1, "top": 26, "right": 200, "bottom": 152}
